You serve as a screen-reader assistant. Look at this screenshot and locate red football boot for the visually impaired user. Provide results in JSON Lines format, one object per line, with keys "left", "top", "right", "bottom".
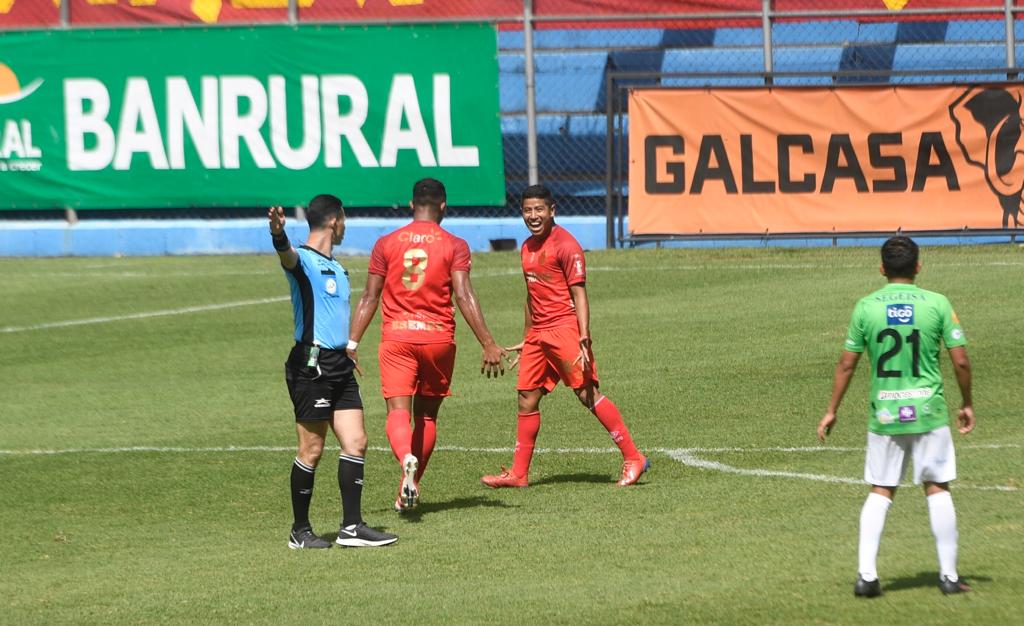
{"left": 616, "top": 454, "right": 650, "bottom": 486}
{"left": 481, "top": 466, "right": 529, "bottom": 489}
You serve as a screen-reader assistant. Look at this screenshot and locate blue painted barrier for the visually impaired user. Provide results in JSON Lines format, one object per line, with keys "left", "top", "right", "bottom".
{"left": 2, "top": 216, "right": 1015, "bottom": 257}
{"left": 0, "top": 217, "right": 611, "bottom": 257}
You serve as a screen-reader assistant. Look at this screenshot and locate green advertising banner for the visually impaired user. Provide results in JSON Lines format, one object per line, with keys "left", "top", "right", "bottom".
{"left": 0, "top": 24, "right": 505, "bottom": 209}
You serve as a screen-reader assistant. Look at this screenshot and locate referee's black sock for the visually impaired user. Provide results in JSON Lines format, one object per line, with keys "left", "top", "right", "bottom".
{"left": 338, "top": 453, "right": 365, "bottom": 528}
{"left": 290, "top": 458, "right": 316, "bottom": 531}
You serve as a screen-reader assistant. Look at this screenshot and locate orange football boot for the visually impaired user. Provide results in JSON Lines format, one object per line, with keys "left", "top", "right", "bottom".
{"left": 616, "top": 454, "right": 650, "bottom": 486}
{"left": 480, "top": 466, "right": 529, "bottom": 489}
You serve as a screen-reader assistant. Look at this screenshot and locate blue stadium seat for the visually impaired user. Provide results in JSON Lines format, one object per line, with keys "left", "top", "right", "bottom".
{"left": 946, "top": 19, "right": 1008, "bottom": 42}
{"left": 500, "top": 73, "right": 605, "bottom": 113}
{"left": 855, "top": 23, "right": 897, "bottom": 43}
{"left": 535, "top": 28, "right": 663, "bottom": 49}
{"left": 714, "top": 27, "right": 763, "bottom": 47}
{"left": 500, "top": 52, "right": 608, "bottom": 113}
{"left": 500, "top": 51, "right": 609, "bottom": 73}
{"left": 497, "top": 30, "right": 523, "bottom": 50}
{"left": 661, "top": 48, "right": 765, "bottom": 86}
{"left": 892, "top": 42, "right": 1007, "bottom": 71}
{"left": 773, "top": 45, "right": 845, "bottom": 83}
{"left": 499, "top": 72, "right": 526, "bottom": 113}
{"left": 893, "top": 21, "right": 949, "bottom": 43}
{"left": 501, "top": 114, "right": 572, "bottom": 136}
{"left": 661, "top": 29, "right": 716, "bottom": 48}
{"left": 773, "top": 21, "right": 858, "bottom": 45}
{"left": 834, "top": 44, "right": 896, "bottom": 84}
{"left": 889, "top": 42, "right": 1010, "bottom": 83}
{"left": 501, "top": 114, "right": 613, "bottom": 179}
{"left": 662, "top": 47, "right": 764, "bottom": 72}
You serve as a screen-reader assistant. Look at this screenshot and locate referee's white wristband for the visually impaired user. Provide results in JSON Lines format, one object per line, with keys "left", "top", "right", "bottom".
{"left": 346, "top": 339, "right": 359, "bottom": 350}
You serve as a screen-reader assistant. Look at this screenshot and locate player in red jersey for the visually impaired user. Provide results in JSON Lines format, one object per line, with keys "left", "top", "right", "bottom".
{"left": 348, "top": 178, "right": 506, "bottom": 511}
{"left": 482, "top": 183, "right": 649, "bottom": 488}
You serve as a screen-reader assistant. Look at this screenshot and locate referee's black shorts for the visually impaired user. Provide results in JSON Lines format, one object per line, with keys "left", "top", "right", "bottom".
{"left": 284, "top": 343, "right": 363, "bottom": 422}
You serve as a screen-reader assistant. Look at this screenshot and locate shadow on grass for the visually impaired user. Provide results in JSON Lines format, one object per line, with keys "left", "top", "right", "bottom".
{"left": 885, "top": 571, "right": 991, "bottom": 593}
{"left": 530, "top": 472, "right": 613, "bottom": 486}
{"left": 396, "top": 495, "right": 516, "bottom": 523}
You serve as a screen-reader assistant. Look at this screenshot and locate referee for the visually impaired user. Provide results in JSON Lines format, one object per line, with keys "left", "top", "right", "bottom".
{"left": 269, "top": 195, "right": 397, "bottom": 549}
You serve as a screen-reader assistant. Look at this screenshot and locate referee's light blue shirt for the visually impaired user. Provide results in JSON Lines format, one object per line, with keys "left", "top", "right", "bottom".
{"left": 284, "top": 246, "right": 350, "bottom": 349}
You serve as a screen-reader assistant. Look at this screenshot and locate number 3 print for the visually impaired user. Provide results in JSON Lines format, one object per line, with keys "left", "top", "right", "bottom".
{"left": 402, "top": 248, "right": 428, "bottom": 291}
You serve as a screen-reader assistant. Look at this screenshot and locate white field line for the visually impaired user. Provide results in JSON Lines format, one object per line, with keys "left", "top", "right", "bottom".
{"left": 1, "top": 443, "right": 1015, "bottom": 456}
{"left": 0, "top": 443, "right": 1018, "bottom": 492}
{"left": 0, "top": 267, "right": 522, "bottom": 333}
{"left": 666, "top": 450, "right": 1018, "bottom": 493}
{"left": 7, "top": 258, "right": 1021, "bottom": 333}
{"left": 12, "top": 259, "right": 1023, "bottom": 280}
{"left": 0, "top": 296, "right": 290, "bottom": 334}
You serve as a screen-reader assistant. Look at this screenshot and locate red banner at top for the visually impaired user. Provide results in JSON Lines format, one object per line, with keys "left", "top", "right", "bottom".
{"left": 0, "top": 0, "right": 1011, "bottom": 29}
{"left": 303, "top": 0, "right": 520, "bottom": 21}
{"left": 535, "top": 0, "right": 998, "bottom": 13}
{"left": 0, "top": 0, "right": 59, "bottom": 28}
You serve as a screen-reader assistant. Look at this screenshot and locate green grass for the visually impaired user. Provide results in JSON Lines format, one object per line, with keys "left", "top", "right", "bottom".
{"left": 1, "top": 245, "right": 1022, "bottom": 624}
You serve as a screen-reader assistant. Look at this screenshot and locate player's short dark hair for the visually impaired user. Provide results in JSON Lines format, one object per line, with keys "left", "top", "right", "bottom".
{"left": 306, "top": 194, "right": 343, "bottom": 230}
{"left": 521, "top": 184, "right": 554, "bottom": 206}
{"left": 881, "top": 236, "right": 919, "bottom": 278}
{"left": 412, "top": 178, "right": 446, "bottom": 209}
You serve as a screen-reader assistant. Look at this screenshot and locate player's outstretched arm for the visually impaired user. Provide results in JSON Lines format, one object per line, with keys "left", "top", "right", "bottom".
{"left": 505, "top": 299, "right": 534, "bottom": 369}
{"left": 948, "top": 346, "right": 975, "bottom": 434}
{"left": 818, "top": 350, "right": 861, "bottom": 441}
{"left": 568, "top": 283, "right": 592, "bottom": 368}
{"left": 268, "top": 206, "right": 298, "bottom": 270}
{"left": 347, "top": 273, "right": 385, "bottom": 376}
{"left": 452, "top": 270, "right": 505, "bottom": 377}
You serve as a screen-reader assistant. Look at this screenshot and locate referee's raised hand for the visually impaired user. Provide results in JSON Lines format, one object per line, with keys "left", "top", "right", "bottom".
{"left": 268, "top": 205, "right": 286, "bottom": 234}
{"left": 268, "top": 206, "right": 297, "bottom": 268}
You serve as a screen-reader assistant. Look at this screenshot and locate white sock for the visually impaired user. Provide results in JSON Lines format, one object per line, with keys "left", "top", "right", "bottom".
{"left": 858, "top": 492, "right": 892, "bottom": 581}
{"left": 927, "top": 490, "right": 959, "bottom": 581}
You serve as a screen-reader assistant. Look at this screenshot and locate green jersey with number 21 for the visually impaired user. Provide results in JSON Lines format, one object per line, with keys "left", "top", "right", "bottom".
{"left": 843, "top": 283, "right": 966, "bottom": 435}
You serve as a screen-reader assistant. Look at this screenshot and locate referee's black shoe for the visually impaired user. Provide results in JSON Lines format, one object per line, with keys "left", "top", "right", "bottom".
{"left": 335, "top": 523, "right": 398, "bottom": 548}
{"left": 854, "top": 575, "right": 882, "bottom": 598}
{"left": 939, "top": 575, "right": 971, "bottom": 595}
{"left": 288, "top": 527, "right": 332, "bottom": 550}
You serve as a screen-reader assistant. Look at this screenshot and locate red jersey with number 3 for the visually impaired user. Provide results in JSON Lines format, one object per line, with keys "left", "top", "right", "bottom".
{"left": 522, "top": 224, "right": 586, "bottom": 331}
{"left": 369, "top": 220, "right": 471, "bottom": 344}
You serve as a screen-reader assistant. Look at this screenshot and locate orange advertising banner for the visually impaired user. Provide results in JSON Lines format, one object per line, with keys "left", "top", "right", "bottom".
{"left": 628, "top": 85, "right": 1024, "bottom": 235}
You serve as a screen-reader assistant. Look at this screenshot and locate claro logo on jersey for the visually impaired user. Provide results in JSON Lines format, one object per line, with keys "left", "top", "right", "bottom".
{"left": 886, "top": 304, "right": 915, "bottom": 325}
{"left": 0, "top": 63, "right": 43, "bottom": 173}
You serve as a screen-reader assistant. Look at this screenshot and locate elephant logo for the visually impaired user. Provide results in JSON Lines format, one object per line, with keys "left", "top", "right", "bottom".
{"left": 949, "top": 87, "right": 1024, "bottom": 228}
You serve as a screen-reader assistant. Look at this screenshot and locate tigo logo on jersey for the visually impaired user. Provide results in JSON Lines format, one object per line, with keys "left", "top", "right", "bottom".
{"left": 886, "top": 304, "right": 914, "bottom": 325}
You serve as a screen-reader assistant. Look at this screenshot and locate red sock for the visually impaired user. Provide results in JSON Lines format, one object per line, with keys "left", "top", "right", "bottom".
{"left": 591, "top": 396, "right": 641, "bottom": 460}
{"left": 385, "top": 408, "right": 413, "bottom": 462}
{"left": 511, "top": 411, "right": 541, "bottom": 478}
{"left": 411, "top": 415, "right": 437, "bottom": 482}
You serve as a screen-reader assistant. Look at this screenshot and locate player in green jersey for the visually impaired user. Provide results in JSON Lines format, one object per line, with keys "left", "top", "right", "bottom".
{"left": 818, "top": 236, "right": 975, "bottom": 597}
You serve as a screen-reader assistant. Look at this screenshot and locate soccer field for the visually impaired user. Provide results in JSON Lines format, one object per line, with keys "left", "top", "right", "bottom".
{"left": 1, "top": 245, "right": 1021, "bottom": 624}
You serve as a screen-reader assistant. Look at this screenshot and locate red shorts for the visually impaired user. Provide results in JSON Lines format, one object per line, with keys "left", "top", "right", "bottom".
{"left": 516, "top": 325, "right": 598, "bottom": 392}
{"left": 378, "top": 340, "right": 457, "bottom": 399}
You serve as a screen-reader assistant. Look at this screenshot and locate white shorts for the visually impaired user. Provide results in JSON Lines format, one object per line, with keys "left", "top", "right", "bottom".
{"left": 864, "top": 426, "right": 957, "bottom": 487}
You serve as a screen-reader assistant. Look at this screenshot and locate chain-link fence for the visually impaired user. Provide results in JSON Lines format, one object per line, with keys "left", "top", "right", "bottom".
{"left": 1, "top": 1, "right": 1021, "bottom": 220}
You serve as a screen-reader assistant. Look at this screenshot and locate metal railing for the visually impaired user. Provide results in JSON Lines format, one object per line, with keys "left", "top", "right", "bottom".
{"left": 4, "top": 1, "right": 1024, "bottom": 228}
